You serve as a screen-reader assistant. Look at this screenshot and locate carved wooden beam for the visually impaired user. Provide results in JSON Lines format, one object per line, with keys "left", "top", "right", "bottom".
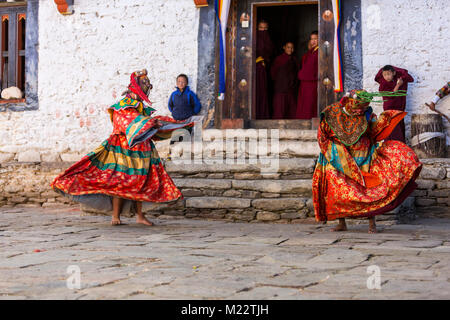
{"left": 54, "top": 0, "right": 74, "bottom": 15}
{"left": 194, "top": 0, "right": 208, "bottom": 8}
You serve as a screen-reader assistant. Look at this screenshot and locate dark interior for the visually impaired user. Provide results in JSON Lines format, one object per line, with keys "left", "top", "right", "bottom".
{"left": 255, "top": 4, "right": 318, "bottom": 120}
{"left": 257, "top": 4, "right": 318, "bottom": 62}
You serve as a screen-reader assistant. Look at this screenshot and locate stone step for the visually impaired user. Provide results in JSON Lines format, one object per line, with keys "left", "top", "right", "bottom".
{"left": 172, "top": 179, "right": 312, "bottom": 197}
{"left": 170, "top": 128, "right": 318, "bottom": 141}
{"left": 153, "top": 129, "right": 320, "bottom": 159}
{"left": 133, "top": 196, "right": 315, "bottom": 222}
{"left": 160, "top": 140, "right": 320, "bottom": 159}
{"left": 248, "top": 120, "right": 312, "bottom": 130}
{"left": 165, "top": 158, "right": 316, "bottom": 176}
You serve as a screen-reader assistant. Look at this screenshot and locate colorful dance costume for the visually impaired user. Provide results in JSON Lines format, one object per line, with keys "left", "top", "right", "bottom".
{"left": 313, "top": 90, "right": 422, "bottom": 222}
{"left": 51, "top": 70, "right": 194, "bottom": 213}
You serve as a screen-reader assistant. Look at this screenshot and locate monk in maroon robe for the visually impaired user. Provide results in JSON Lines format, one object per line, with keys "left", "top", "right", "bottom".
{"left": 375, "top": 65, "right": 414, "bottom": 142}
{"left": 295, "top": 31, "right": 319, "bottom": 119}
{"left": 255, "top": 20, "right": 274, "bottom": 119}
{"left": 271, "top": 42, "right": 300, "bottom": 119}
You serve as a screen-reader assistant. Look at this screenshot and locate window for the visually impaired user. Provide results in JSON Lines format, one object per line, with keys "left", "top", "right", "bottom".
{"left": 0, "top": 0, "right": 38, "bottom": 112}
{"left": 0, "top": 1, "right": 26, "bottom": 102}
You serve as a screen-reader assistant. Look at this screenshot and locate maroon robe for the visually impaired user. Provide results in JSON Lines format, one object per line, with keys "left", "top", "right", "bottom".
{"left": 270, "top": 53, "right": 300, "bottom": 119}
{"left": 375, "top": 66, "right": 414, "bottom": 142}
{"left": 295, "top": 47, "right": 318, "bottom": 119}
{"left": 255, "top": 31, "right": 274, "bottom": 119}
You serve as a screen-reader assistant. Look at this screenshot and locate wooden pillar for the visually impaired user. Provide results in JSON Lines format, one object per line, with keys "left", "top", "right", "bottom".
{"left": 221, "top": 0, "right": 245, "bottom": 129}
{"left": 318, "top": 0, "right": 337, "bottom": 113}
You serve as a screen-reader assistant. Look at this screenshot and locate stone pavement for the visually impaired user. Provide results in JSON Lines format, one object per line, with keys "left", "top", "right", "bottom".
{"left": 0, "top": 205, "right": 449, "bottom": 300}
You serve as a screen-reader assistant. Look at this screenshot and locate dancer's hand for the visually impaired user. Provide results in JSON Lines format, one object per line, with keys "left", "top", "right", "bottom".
{"left": 425, "top": 102, "right": 436, "bottom": 112}
{"left": 153, "top": 120, "right": 162, "bottom": 129}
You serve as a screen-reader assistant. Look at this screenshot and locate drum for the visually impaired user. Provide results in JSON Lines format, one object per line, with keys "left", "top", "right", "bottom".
{"left": 410, "top": 114, "right": 446, "bottom": 158}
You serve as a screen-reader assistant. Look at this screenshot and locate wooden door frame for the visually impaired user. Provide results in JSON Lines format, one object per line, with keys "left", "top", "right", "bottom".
{"left": 318, "top": 0, "right": 341, "bottom": 117}
{"left": 219, "top": 0, "right": 342, "bottom": 128}
{"left": 250, "top": 1, "right": 319, "bottom": 121}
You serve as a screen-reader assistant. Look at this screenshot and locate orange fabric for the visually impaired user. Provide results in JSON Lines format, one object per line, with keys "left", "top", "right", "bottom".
{"left": 361, "top": 172, "right": 382, "bottom": 188}
{"left": 375, "top": 111, "right": 407, "bottom": 141}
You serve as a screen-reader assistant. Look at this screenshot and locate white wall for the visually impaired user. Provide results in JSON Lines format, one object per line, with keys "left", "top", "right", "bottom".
{"left": 361, "top": 0, "right": 450, "bottom": 145}
{"left": 0, "top": 0, "right": 199, "bottom": 162}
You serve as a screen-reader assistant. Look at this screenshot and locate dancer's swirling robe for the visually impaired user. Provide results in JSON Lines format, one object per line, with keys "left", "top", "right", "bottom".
{"left": 51, "top": 97, "right": 194, "bottom": 213}
{"left": 312, "top": 104, "right": 422, "bottom": 222}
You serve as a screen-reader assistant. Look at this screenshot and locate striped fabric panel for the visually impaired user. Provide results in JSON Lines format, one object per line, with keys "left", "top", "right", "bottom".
{"left": 322, "top": 141, "right": 364, "bottom": 185}
{"left": 126, "top": 115, "right": 152, "bottom": 147}
{"left": 354, "top": 143, "right": 378, "bottom": 168}
{"left": 100, "top": 140, "right": 151, "bottom": 158}
{"left": 87, "top": 141, "right": 161, "bottom": 176}
{"left": 329, "top": 143, "right": 344, "bottom": 174}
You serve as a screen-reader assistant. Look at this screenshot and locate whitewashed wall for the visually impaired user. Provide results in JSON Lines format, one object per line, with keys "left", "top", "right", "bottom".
{"left": 0, "top": 0, "right": 199, "bottom": 162}
{"left": 361, "top": 0, "right": 450, "bottom": 145}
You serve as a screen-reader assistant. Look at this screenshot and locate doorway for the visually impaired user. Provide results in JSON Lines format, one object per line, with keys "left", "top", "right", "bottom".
{"left": 252, "top": 2, "right": 318, "bottom": 127}
{"left": 258, "top": 5, "right": 318, "bottom": 65}
{"left": 220, "top": 0, "right": 327, "bottom": 129}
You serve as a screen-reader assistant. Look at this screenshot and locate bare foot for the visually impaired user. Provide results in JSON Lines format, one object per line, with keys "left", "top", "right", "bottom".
{"left": 136, "top": 216, "right": 154, "bottom": 226}
{"left": 368, "top": 217, "right": 377, "bottom": 234}
{"left": 331, "top": 224, "right": 348, "bottom": 232}
{"left": 111, "top": 218, "right": 123, "bottom": 226}
{"left": 331, "top": 219, "right": 347, "bottom": 232}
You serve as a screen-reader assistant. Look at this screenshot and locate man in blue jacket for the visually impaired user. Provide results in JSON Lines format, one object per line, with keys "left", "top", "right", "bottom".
{"left": 168, "top": 74, "right": 202, "bottom": 121}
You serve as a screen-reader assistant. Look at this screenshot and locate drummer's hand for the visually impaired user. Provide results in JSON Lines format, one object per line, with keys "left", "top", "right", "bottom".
{"left": 153, "top": 120, "right": 162, "bottom": 129}
{"left": 425, "top": 102, "right": 436, "bottom": 111}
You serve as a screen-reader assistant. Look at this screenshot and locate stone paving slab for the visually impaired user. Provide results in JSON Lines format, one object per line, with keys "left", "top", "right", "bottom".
{"left": 0, "top": 206, "right": 450, "bottom": 299}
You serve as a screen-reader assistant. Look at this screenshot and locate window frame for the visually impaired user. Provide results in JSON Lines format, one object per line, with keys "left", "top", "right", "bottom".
{"left": 0, "top": 0, "right": 38, "bottom": 112}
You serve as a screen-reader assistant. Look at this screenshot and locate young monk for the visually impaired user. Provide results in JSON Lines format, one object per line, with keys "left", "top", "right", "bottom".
{"left": 375, "top": 65, "right": 414, "bottom": 142}
{"left": 295, "top": 31, "right": 319, "bottom": 119}
{"left": 270, "top": 41, "right": 300, "bottom": 119}
{"left": 51, "top": 69, "right": 194, "bottom": 226}
{"left": 255, "top": 20, "right": 274, "bottom": 119}
{"left": 312, "top": 90, "right": 422, "bottom": 233}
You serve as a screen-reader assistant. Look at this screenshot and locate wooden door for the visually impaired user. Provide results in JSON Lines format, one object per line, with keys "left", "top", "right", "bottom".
{"left": 220, "top": 0, "right": 342, "bottom": 127}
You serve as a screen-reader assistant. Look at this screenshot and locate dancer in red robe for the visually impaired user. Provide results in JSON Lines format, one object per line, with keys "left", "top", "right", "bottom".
{"left": 375, "top": 65, "right": 414, "bottom": 142}
{"left": 270, "top": 42, "right": 300, "bottom": 119}
{"left": 255, "top": 20, "right": 274, "bottom": 119}
{"left": 312, "top": 90, "right": 422, "bottom": 233}
{"left": 296, "top": 31, "right": 319, "bottom": 119}
{"left": 51, "top": 69, "right": 194, "bottom": 226}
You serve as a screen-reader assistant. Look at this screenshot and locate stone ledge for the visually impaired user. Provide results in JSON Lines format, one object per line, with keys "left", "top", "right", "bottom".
{"left": 0, "top": 161, "right": 75, "bottom": 169}
{"left": 173, "top": 178, "right": 232, "bottom": 190}
{"left": 232, "top": 179, "right": 312, "bottom": 195}
{"left": 419, "top": 158, "right": 450, "bottom": 166}
{"left": 201, "top": 129, "right": 318, "bottom": 141}
{"left": 252, "top": 198, "right": 307, "bottom": 211}
{"left": 165, "top": 158, "right": 317, "bottom": 174}
{"left": 186, "top": 197, "right": 252, "bottom": 209}
{"left": 419, "top": 166, "right": 447, "bottom": 180}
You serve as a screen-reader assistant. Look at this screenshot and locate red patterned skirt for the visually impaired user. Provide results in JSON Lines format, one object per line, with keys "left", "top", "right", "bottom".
{"left": 51, "top": 133, "right": 181, "bottom": 213}
{"left": 313, "top": 140, "right": 422, "bottom": 221}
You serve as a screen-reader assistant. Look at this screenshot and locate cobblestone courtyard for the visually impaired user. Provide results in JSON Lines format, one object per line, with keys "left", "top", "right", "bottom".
{"left": 0, "top": 205, "right": 449, "bottom": 300}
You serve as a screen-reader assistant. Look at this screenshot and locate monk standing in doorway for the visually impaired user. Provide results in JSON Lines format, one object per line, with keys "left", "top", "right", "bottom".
{"left": 255, "top": 20, "right": 274, "bottom": 119}
{"left": 271, "top": 41, "right": 300, "bottom": 119}
{"left": 295, "top": 31, "right": 319, "bottom": 119}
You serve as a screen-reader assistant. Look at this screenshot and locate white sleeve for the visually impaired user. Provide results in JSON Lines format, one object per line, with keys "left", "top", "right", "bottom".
{"left": 432, "top": 95, "right": 440, "bottom": 104}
